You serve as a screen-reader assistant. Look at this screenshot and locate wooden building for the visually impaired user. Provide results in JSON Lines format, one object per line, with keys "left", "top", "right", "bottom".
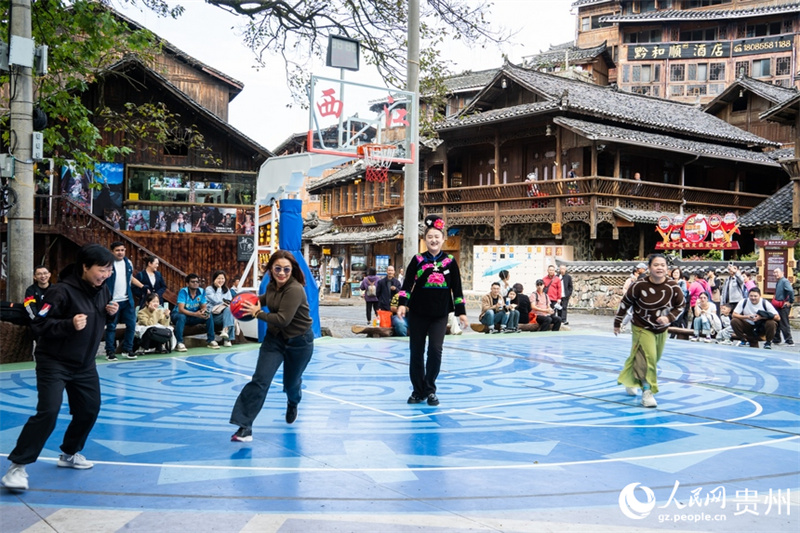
{"left": 573, "top": 0, "right": 800, "bottom": 102}
{"left": 2, "top": 9, "right": 272, "bottom": 301}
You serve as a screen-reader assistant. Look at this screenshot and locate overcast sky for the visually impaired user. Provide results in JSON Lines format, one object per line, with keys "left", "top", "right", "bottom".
{"left": 117, "top": 0, "right": 576, "bottom": 151}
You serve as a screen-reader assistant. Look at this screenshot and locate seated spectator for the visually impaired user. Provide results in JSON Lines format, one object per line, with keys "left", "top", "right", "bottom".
{"left": 171, "top": 273, "right": 217, "bottom": 352}
{"left": 206, "top": 269, "right": 235, "bottom": 347}
{"left": 716, "top": 304, "right": 735, "bottom": 345}
{"left": 479, "top": 282, "right": 509, "bottom": 333}
{"left": 505, "top": 289, "right": 521, "bottom": 332}
{"left": 24, "top": 265, "right": 51, "bottom": 321}
{"left": 133, "top": 255, "right": 167, "bottom": 308}
{"left": 136, "top": 293, "right": 175, "bottom": 353}
{"left": 691, "top": 293, "right": 720, "bottom": 342}
{"left": 731, "top": 288, "right": 779, "bottom": 349}
{"left": 512, "top": 283, "right": 532, "bottom": 325}
{"left": 531, "top": 279, "right": 562, "bottom": 331}
{"left": 390, "top": 292, "right": 408, "bottom": 337}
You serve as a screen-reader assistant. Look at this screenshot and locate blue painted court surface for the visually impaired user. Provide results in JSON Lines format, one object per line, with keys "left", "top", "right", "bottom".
{"left": 2, "top": 332, "right": 798, "bottom": 532}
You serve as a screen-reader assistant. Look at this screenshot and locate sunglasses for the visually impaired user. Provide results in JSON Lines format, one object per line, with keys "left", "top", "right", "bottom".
{"left": 188, "top": 279, "right": 200, "bottom": 283}
{"left": 272, "top": 266, "right": 292, "bottom": 275}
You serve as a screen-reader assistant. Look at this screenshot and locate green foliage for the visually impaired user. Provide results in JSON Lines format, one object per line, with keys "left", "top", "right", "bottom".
{"left": 0, "top": 0, "right": 213, "bottom": 175}
{"left": 775, "top": 224, "right": 800, "bottom": 257}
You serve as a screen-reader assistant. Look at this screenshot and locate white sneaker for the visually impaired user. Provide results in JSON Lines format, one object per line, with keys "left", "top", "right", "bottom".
{"left": 625, "top": 386, "right": 637, "bottom": 396}
{"left": 223, "top": 340, "right": 232, "bottom": 347}
{"left": 220, "top": 330, "right": 229, "bottom": 340}
{"left": 207, "top": 341, "right": 220, "bottom": 349}
{"left": 1, "top": 463, "right": 28, "bottom": 490}
{"left": 717, "top": 339, "right": 733, "bottom": 345}
{"left": 175, "top": 343, "right": 187, "bottom": 352}
{"left": 641, "top": 390, "right": 657, "bottom": 408}
{"left": 689, "top": 336, "right": 699, "bottom": 342}
{"left": 703, "top": 337, "right": 713, "bottom": 343}
{"left": 57, "top": 453, "right": 94, "bottom": 470}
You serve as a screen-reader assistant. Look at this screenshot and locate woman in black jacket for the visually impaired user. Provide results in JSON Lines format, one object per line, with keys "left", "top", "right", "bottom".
{"left": 2, "top": 244, "right": 119, "bottom": 492}
{"left": 397, "top": 215, "right": 469, "bottom": 406}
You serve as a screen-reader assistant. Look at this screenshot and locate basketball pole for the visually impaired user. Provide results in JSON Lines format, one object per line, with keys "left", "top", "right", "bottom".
{"left": 403, "top": 0, "right": 420, "bottom": 269}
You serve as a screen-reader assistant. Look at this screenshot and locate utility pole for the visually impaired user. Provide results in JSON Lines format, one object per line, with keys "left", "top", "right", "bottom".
{"left": 7, "top": 0, "right": 34, "bottom": 302}
{"left": 403, "top": 0, "right": 420, "bottom": 269}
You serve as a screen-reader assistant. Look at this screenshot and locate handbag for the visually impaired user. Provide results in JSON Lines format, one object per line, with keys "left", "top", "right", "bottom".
{"left": 211, "top": 303, "right": 227, "bottom": 314}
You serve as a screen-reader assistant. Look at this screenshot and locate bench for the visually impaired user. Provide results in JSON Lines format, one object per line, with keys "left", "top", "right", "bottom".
{"left": 113, "top": 323, "right": 250, "bottom": 350}
{"left": 351, "top": 325, "right": 393, "bottom": 338}
{"left": 667, "top": 327, "right": 694, "bottom": 340}
{"left": 470, "top": 323, "right": 540, "bottom": 333}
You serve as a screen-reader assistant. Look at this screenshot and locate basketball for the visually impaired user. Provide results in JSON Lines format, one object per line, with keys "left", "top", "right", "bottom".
{"left": 230, "top": 293, "right": 259, "bottom": 321}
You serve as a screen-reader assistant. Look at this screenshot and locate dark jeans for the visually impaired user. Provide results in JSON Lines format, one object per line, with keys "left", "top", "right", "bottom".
{"left": 407, "top": 312, "right": 448, "bottom": 397}
{"left": 536, "top": 314, "right": 562, "bottom": 332}
{"left": 105, "top": 299, "right": 136, "bottom": 354}
{"left": 171, "top": 311, "right": 216, "bottom": 343}
{"left": 773, "top": 305, "right": 793, "bottom": 343}
{"left": 9, "top": 364, "right": 101, "bottom": 465}
{"left": 365, "top": 301, "right": 379, "bottom": 323}
{"left": 560, "top": 297, "right": 570, "bottom": 322}
{"left": 731, "top": 317, "right": 777, "bottom": 347}
{"left": 230, "top": 328, "right": 314, "bottom": 430}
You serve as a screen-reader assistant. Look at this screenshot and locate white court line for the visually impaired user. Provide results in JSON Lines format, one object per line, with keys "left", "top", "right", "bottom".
{"left": 4, "top": 435, "right": 796, "bottom": 473}
{"left": 176, "top": 358, "right": 765, "bottom": 428}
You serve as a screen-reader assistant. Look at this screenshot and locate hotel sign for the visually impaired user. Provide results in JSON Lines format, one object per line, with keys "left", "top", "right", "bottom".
{"left": 628, "top": 34, "right": 793, "bottom": 61}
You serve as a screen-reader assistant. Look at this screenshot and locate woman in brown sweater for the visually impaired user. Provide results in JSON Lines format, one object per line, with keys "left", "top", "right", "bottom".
{"left": 229, "top": 250, "right": 314, "bottom": 442}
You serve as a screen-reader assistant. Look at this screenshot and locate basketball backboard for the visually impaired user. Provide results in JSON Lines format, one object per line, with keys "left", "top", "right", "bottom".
{"left": 308, "top": 75, "right": 415, "bottom": 164}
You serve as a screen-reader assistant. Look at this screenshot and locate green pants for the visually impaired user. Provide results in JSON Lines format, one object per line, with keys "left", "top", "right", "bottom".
{"left": 617, "top": 325, "right": 666, "bottom": 394}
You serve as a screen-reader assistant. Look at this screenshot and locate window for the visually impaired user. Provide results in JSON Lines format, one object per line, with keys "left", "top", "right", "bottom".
{"left": 688, "top": 63, "right": 708, "bottom": 82}
{"left": 128, "top": 169, "right": 256, "bottom": 206}
{"left": 686, "top": 0, "right": 731, "bottom": 7}
{"left": 624, "top": 29, "right": 662, "bottom": 43}
{"left": 776, "top": 56, "right": 791, "bottom": 77}
{"left": 708, "top": 84, "right": 725, "bottom": 95}
{"left": 709, "top": 62, "right": 725, "bottom": 81}
{"left": 670, "top": 64, "right": 685, "bottom": 81}
{"left": 581, "top": 17, "right": 590, "bottom": 31}
{"left": 632, "top": 64, "right": 660, "bottom": 82}
{"left": 688, "top": 84, "right": 707, "bottom": 96}
{"left": 734, "top": 61, "right": 749, "bottom": 78}
{"left": 679, "top": 28, "right": 718, "bottom": 41}
{"left": 752, "top": 58, "right": 770, "bottom": 78}
{"left": 746, "top": 22, "right": 783, "bottom": 38}
{"left": 640, "top": 0, "right": 656, "bottom": 12}
{"left": 670, "top": 85, "right": 685, "bottom": 96}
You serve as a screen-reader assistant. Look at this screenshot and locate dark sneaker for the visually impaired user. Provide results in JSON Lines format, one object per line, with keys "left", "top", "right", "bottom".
{"left": 764, "top": 342, "right": 772, "bottom": 350}
{"left": 231, "top": 427, "right": 252, "bottom": 442}
{"left": 122, "top": 352, "right": 137, "bottom": 360}
{"left": 105, "top": 353, "right": 118, "bottom": 361}
{"left": 407, "top": 394, "right": 424, "bottom": 404}
{"left": 286, "top": 404, "right": 298, "bottom": 424}
{"left": 427, "top": 393, "right": 440, "bottom": 406}
{"left": 786, "top": 341, "right": 794, "bottom": 346}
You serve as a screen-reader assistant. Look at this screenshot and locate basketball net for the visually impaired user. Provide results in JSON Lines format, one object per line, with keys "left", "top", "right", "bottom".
{"left": 358, "top": 144, "right": 396, "bottom": 183}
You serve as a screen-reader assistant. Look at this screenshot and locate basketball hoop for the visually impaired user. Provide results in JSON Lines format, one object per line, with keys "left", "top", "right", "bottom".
{"left": 358, "top": 144, "right": 396, "bottom": 182}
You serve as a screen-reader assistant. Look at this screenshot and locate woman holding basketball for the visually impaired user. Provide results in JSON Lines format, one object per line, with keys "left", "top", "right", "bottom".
{"left": 229, "top": 250, "right": 314, "bottom": 442}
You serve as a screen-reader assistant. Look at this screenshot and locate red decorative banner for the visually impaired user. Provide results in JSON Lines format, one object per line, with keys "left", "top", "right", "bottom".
{"left": 655, "top": 212, "right": 740, "bottom": 250}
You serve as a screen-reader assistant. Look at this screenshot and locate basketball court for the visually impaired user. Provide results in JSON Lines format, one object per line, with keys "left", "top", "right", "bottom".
{"left": 1, "top": 331, "right": 798, "bottom": 532}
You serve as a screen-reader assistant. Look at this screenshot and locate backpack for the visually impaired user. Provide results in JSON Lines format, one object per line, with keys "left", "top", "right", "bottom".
{"left": 138, "top": 326, "right": 173, "bottom": 353}
{"left": 366, "top": 279, "right": 377, "bottom": 298}
{"left": 1, "top": 301, "right": 30, "bottom": 326}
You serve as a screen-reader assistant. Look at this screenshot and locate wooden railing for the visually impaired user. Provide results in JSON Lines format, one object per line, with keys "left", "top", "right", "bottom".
{"left": 34, "top": 195, "right": 187, "bottom": 304}
{"left": 420, "top": 176, "right": 769, "bottom": 217}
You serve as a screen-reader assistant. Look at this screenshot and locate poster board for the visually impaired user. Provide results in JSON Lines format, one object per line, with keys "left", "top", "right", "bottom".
{"left": 472, "top": 245, "right": 573, "bottom": 293}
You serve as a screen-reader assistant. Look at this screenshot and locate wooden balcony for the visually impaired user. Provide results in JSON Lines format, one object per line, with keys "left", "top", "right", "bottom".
{"left": 420, "top": 176, "right": 770, "bottom": 239}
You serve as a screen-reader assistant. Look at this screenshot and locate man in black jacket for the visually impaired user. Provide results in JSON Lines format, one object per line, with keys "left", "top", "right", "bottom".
{"left": 23, "top": 265, "right": 51, "bottom": 320}
{"left": 376, "top": 265, "right": 401, "bottom": 321}
{"left": 559, "top": 265, "right": 574, "bottom": 325}
{"left": 1, "top": 244, "right": 119, "bottom": 492}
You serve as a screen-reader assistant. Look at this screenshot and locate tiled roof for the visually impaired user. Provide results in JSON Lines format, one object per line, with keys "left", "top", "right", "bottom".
{"left": 613, "top": 207, "right": 679, "bottom": 224}
{"left": 737, "top": 182, "right": 793, "bottom": 228}
{"left": 602, "top": 2, "right": 800, "bottom": 22}
{"left": 305, "top": 162, "right": 364, "bottom": 193}
{"left": 443, "top": 69, "right": 499, "bottom": 94}
{"left": 302, "top": 218, "right": 334, "bottom": 239}
{"left": 705, "top": 76, "right": 799, "bottom": 114}
{"left": 760, "top": 92, "right": 800, "bottom": 123}
{"left": 311, "top": 223, "right": 404, "bottom": 245}
{"left": 571, "top": 0, "right": 615, "bottom": 8}
{"left": 522, "top": 42, "right": 613, "bottom": 69}
{"left": 554, "top": 116, "right": 780, "bottom": 166}
{"left": 438, "top": 63, "right": 777, "bottom": 148}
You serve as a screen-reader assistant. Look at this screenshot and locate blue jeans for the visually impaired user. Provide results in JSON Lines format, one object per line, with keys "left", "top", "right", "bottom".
{"left": 229, "top": 328, "right": 314, "bottom": 430}
{"left": 171, "top": 311, "right": 216, "bottom": 343}
{"left": 212, "top": 308, "right": 235, "bottom": 339}
{"left": 506, "top": 309, "right": 520, "bottom": 330}
{"left": 105, "top": 299, "right": 136, "bottom": 354}
{"left": 392, "top": 314, "right": 409, "bottom": 336}
{"left": 480, "top": 309, "right": 508, "bottom": 331}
